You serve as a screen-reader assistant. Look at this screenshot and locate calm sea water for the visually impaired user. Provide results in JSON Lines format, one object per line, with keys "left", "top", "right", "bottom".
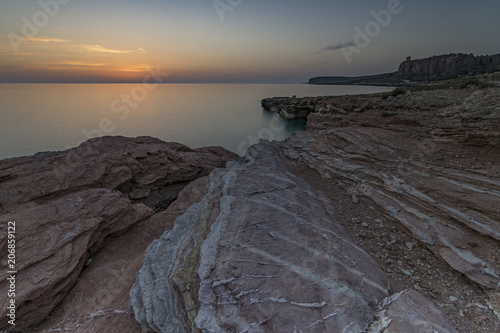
{"left": 0, "top": 84, "right": 392, "bottom": 159}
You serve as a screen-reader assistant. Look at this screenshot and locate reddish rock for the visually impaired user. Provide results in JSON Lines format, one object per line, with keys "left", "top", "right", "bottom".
{"left": 283, "top": 89, "right": 500, "bottom": 291}
{"left": 0, "top": 136, "right": 237, "bottom": 332}
{"left": 33, "top": 177, "right": 211, "bottom": 333}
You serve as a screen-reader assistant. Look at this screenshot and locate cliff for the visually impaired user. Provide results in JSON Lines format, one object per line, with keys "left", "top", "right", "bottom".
{"left": 309, "top": 53, "right": 500, "bottom": 85}
{"left": 398, "top": 53, "right": 500, "bottom": 78}
{"left": 308, "top": 73, "right": 400, "bottom": 86}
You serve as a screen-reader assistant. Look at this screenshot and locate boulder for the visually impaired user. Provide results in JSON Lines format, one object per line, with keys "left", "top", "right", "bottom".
{"left": 0, "top": 136, "right": 237, "bottom": 332}
{"left": 131, "top": 142, "right": 392, "bottom": 332}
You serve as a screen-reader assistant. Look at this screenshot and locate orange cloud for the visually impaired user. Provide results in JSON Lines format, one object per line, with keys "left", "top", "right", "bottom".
{"left": 25, "top": 37, "right": 68, "bottom": 43}
{"left": 118, "top": 64, "right": 155, "bottom": 72}
{"left": 79, "top": 44, "right": 146, "bottom": 54}
{"left": 58, "top": 61, "right": 108, "bottom": 67}
{"left": 22, "top": 61, "right": 155, "bottom": 74}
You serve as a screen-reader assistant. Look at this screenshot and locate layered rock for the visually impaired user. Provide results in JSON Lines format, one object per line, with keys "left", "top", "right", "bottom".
{"left": 0, "top": 136, "right": 237, "bottom": 332}
{"left": 2, "top": 86, "right": 499, "bottom": 332}
{"left": 131, "top": 141, "right": 459, "bottom": 332}
{"left": 131, "top": 143, "right": 390, "bottom": 332}
{"left": 264, "top": 87, "right": 500, "bottom": 331}
{"left": 283, "top": 89, "right": 500, "bottom": 290}
{"left": 398, "top": 53, "right": 500, "bottom": 78}
{"left": 367, "top": 290, "right": 460, "bottom": 332}
{"left": 308, "top": 53, "right": 500, "bottom": 86}
{"left": 32, "top": 177, "right": 213, "bottom": 333}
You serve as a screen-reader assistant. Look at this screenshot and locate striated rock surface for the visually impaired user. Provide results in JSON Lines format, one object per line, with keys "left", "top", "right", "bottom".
{"left": 367, "top": 290, "right": 459, "bottom": 333}
{"left": 0, "top": 136, "right": 237, "bottom": 332}
{"left": 265, "top": 87, "right": 500, "bottom": 332}
{"left": 283, "top": 88, "right": 500, "bottom": 290}
{"left": 131, "top": 143, "right": 392, "bottom": 332}
{"left": 131, "top": 140, "right": 461, "bottom": 332}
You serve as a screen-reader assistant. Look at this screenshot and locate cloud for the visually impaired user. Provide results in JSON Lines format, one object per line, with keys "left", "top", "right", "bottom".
{"left": 26, "top": 61, "right": 155, "bottom": 73}
{"left": 80, "top": 44, "right": 146, "bottom": 54}
{"left": 2, "top": 35, "right": 147, "bottom": 56}
{"left": 25, "top": 61, "right": 110, "bottom": 71}
{"left": 323, "top": 42, "right": 356, "bottom": 51}
{"left": 58, "top": 61, "right": 108, "bottom": 67}
{"left": 0, "top": 53, "right": 36, "bottom": 57}
{"left": 118, "top": 64, "right": 155, "bottom": 72}
{"left": 25, "top": 37, "right": 68, "bottom": 43}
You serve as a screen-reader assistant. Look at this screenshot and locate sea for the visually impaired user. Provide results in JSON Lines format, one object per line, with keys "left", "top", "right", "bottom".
{"left": 0, "top": 84, "right": 393, "bottom": 159}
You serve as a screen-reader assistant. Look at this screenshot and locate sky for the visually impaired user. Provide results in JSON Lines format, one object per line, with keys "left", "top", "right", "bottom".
{"left": 0, "top": 0, "right": 499, "bottom": 83}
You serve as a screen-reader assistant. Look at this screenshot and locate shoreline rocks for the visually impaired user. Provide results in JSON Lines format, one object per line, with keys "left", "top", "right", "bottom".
{"left": 131, "top": 142, "right": 393, "bottom": 332}
{"left": 261, "top": 96, "right": 317, "bottom": 119}
{"left": 0, "top": 136, "right": 237, "bottom": 332}
{"left": 2, "top": 86, "right": 499, "bottom": 332}
{"left": 130, "top": 140, "right": 462, "bottom": 332}
{"left": 264, "top": 87, "right": 500, "bottom": 332}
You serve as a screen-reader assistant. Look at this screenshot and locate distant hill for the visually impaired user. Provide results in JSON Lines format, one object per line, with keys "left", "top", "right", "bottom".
{"left": 308, "top": 73, "right": 399, "bottom": 86}
{"left": 309, "top": 53, "right": 500, "bottom": 85}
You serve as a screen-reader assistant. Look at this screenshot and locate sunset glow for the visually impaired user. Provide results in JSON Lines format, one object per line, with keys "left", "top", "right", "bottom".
{"left": 1, "top": 0, "right": 500, "bottom": 83}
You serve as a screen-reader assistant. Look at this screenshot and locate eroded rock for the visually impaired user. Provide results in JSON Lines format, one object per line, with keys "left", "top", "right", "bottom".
{"left": 270, "top": 87, "right": 500, "bottom": 331}
{"left": 367, "top": 290, "right": 458, "bottom": 333}
{"left": 131, "top": 142, "right": 393, "bottom": 332}
{"left": 0, "top": 136, "right": 237, "bottom": 332}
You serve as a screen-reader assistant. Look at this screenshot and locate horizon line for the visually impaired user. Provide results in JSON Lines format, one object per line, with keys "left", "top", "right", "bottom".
{"left": 0, "top": 81, "right": 307, "bottom": 85}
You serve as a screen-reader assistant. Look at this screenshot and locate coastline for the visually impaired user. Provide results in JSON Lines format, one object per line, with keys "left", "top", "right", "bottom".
{"left": 1, "top": 86, "right": 499, "bottom": 332}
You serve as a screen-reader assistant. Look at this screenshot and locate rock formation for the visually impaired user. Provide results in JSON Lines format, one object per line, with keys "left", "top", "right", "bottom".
{"left": 367, "top": 290, "right": 460, "bottom": 332}
{"left": 128, "top": 89, "right": 500, "bottom": 332}
{"left": 263, "top": 87, "right": 500, "bottom": 332}
{"left": 0, "top": 136, "right": 237, "bottom": 332}
{"left": 398, "top": 53, "right": 500, "bottom": 78}
{"left": 261, "top": 96, "right": 317, "bottom": 119}
{"left": 308, "top": 53, "right": 500, "bottom": 85}
{"left": 2, "top": 86, "right": 499, "bottom": 332}
{"left": 131, "top": 143, "right": 394, "bottom": 332}
{"left": 130, "top": 87, "right": 499, "bottom": 332}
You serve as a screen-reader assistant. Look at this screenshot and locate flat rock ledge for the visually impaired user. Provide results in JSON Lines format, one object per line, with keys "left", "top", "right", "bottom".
{"left": 131, "top": 143, "right": 457, "bottom": 332}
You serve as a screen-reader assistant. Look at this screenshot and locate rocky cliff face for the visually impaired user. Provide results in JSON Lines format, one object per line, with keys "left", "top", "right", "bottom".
{"left": 398, "top": 53, "right": 500, "bottom": 77}
{"left": 308, "top": 53, "right": 500, "bottom": 86}
{"left": 0, "top": 136, "right": 237, "bottom": 332}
